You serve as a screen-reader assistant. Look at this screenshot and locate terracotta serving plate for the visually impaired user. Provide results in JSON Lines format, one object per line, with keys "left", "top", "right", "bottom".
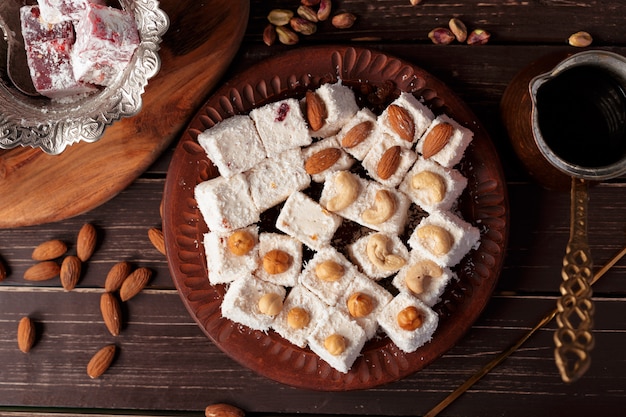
{"left": 163, "top": 46, "right": 509, "bottom": 391}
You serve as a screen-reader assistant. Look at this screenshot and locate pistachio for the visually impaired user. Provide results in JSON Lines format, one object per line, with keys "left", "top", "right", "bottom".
{"left": 448, "top": 17, "right": 467, "bottom": 42}
{"left": 467, "top": 28, "right": 491, "bottom": 45}
{"left": 263, "top": 24, "right": 276, "bottom": 46}
{"left": 428, "top": 27, "right": 455, "bottom": 45}
{"left": 568, "top": 31, "right": 593, "bottom": 48}
{"left": 297, "top": 5, "right": 318, "bottom": 22}
{"left": 301, "top": 0, "right": 321, "bottom": 6}
{"left": 317, "top": 0, "right": 332, "bottom": 21}
{"left": 331, "top": 12, "right": 356, "bottom": 29}
{"left": 290, "top": 17, "right": 317, "bottom": 35}
{"left": 275, "top": 25, "right": 299, "bottom": 45}
{"left": 267, "top": 9, "right": 293, "bottom": 26}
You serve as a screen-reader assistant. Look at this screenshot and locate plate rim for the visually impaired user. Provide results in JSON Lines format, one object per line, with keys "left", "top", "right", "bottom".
{"left": 163, "top": 45, "right": 509, "bottom": 391}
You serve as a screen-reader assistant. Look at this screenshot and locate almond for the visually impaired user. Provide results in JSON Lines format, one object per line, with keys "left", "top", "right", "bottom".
{"left": 304, "top": 147, "right": 341, "bottom": 174}
{"left": 76, "top": 223, "right": 97, "bottom": 262}
{"left": 148, "top": 227, "right": 166, "bottom": 256}
{"left": 104, "top": 261, "right": 132, "bottom": 293}
{"left": 119, "top": 267, "right": 152, "bottom": 302}
{"left": 60, "top": 255, "right": 81, "bottom": 291}
{"left": 377, "top": 145, "right": 402, "bottom": 180}
{"left": 306, "top": 91, "right": 327, "bottom": 132}
{"left": 32, "top": 239, "right": 67, "bottom": 261}
{"left": 422, "top": 122, "right": 454, "bottom": 159}
{"left": 87, "top": 344, "right": 117, "bottom": 379}
{"left": 205, "top": 403, "right": 245, "bottom": 417}
{"left": 100, "top": 292, "right": 122, "bottom": 336}
{"left": 17, "top": 316, "right": 36, "bottom": 353}
{"left": 24, "top": 261, "right": 60, "bottom": 281}
{"left": 341, "top": 120, "right": 374, "bottom": 148}
{"left": 387, "top": 104, "right": 415, "bottom": 143}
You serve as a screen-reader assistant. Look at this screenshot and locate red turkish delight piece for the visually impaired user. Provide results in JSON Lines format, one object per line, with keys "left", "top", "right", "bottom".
{"left": 38, "top": 0, "right": 106, "bottom": 23}
{"left": 20, "top": 6, "right": 97, "bottom": 99}
{"left": 71, "top": 4, "right": 140, "bottom": 86}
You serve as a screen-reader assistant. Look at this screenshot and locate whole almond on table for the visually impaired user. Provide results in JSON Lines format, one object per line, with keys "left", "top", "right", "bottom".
{"left": 17, "top": 316, "right": 36, "bottom": 353}
{"left": 104, "top": 261, "right": 132, "bottom": 293}
{"left": 60, "top": 255, "right": 81, "bottom": 291}
{"left": 148, "top": 227, "right": 166, "bottom": 256}
{"left": 422, "top": 122, "right": 454, "bottom": 159}
{"left": 100, "top": 292, "right": 122, "bottom": 336}
{"left": 31, "top": 239, "right": 67, "bottom": 261}
{"left": 119, "top": 267, "right": 152, "bottom": 302}
{"left": 24, "top": 261, "right": 60, "bottom": 281}
{"left": 76, "top": 223, "right": 97, "bottom": 262}
{"left": 86, "top": 344, "right": 117, "bottom": 379}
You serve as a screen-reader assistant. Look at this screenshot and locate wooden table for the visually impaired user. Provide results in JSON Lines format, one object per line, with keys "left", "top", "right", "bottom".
{"left": 2, "top": 1, "right": 626, "bottom": 416}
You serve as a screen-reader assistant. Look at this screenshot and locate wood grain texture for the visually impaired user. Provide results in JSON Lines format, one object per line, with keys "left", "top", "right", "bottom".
{"left": 0, "top": 0, "right": 249, "bottom": 229}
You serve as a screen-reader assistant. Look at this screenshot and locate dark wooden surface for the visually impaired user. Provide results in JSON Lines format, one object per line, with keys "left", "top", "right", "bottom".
{"left": 2, "top": 1, "right": 626, "bottom": 416}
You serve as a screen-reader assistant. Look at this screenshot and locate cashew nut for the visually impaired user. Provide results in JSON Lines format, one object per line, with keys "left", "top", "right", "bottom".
{"left": 327, "top": 171, "right": 360, "bottom": 212}
{"left": 404, "top": 260, "right": 443, "bottom": 295}
{"left": 366, "top": 234, "right": 407, "bottom": 271}
{"left": 411, "top": 171, "right": 446, "bottom": 204}
{"left": 416, "top": 225, "right": 454, "bottom": 256}
{"left": 361, "top": 189, "right": 396, "bottom": 225}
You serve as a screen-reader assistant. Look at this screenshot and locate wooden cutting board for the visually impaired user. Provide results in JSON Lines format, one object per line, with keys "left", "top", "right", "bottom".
{"left": 0, "top": 0, "right": 249, "bottom": 228}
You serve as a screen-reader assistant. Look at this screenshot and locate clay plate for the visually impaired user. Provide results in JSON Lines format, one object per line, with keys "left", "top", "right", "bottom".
{"left": 163, "top": 46, "right": 509, "bottom": 391}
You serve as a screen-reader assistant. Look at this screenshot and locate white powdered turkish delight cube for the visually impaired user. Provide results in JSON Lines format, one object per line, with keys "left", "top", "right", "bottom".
{"left": 299, "top": 247, "right": 357, "bottom": 306}
{"left": 197, "top": 115, "right": 267, "bottom": 179}
{"left": 336, "top": 108, "right": 380, "bottom": 160}
{"left": 416, "top": 114, "right": 474, "bottom": 168}
{"left": 399, "top": 157, "right": 468, "bottom": 213}
{"left": 194, "top": 173, "right": 260, "bottom": 233}
{"left": 276, "top": 191, "right": 342, "bottom": 251}
{"left": 71, "top": 4, "right": 140, "bottom": 86}
{"left": 378, "top": 292, "right": 439, "bottom": 353}
{"left": 203, "top": 226, "right": 259, "bottom": 285}
{"left": 246, "top": 148, "right": 310, "bottom": 212}
{"left": 378, "top": 92, "right": 434, "bottom": 148}
{"left": 221, "top": 275, "right": 286, "bottom": 332}
{"left": 337, "top": 272, "right": 393, "bottom": 339}
{"left": 307, "top": 307, "right": 367, "bottom": 373}
{"left": 272, "top": 285, "right": 329, "bottom": 348}
{"left": 348, "top": 232, "right": 409, "bottom": 280}
{"left": 408, "top": 210, "right": 481, "bottom": 267}
{"left": 357, "top": 181, "right": 411, "bottom": 235}
{"left": 307, "top": 81, "right": 359, "bottom": 138}
{"left": 37, "top": 0, "right": 106, "bottom": 23}
{"left": 301, "top": 137, "right": 355, "bottom": 183}
{"left": 20, "top": 6, "right": 97, "bottom": 99}
{"left": 392, "top": 253, "right": 455, "bottom": 307}
{"left": 255, "top": 233, "right": 303, "bottom": 287}
{"left": 362, "top": 135, "right": 417, "bottom": 188}
{"left": 249, "top": 98, "right": 312, "bottom": 158}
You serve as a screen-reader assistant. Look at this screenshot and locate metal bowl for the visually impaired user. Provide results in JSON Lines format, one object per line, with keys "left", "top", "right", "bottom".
{"left": 0, "top": 0, "right": 169, "bottom": 155}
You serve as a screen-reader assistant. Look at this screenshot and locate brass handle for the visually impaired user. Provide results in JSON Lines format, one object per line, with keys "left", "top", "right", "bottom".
{"left": 554, "top": 177, "right": 595, "bottom": 383}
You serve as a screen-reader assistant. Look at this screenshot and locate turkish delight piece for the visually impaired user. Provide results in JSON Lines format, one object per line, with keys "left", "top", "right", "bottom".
{"left": 71, "top": 4, "right": 140, "bottom": 86}
{"left": 38, "top": 0, "right": 106, "bottom": 23}
{"left": 20, "top": 6, "right": 96, "bottom": 99}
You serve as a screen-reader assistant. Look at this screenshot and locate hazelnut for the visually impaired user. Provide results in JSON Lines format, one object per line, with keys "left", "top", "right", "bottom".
{"left": 258, "top": 293, "right": 283, "bottom": 316}
{"left": 416, "top": 225, "right": 454, "bottom": 256}
{"left": 315, "top": 260, "right": 345, "bottom": 282}
{"left": 324, "top": 333, "right": 346, "bottom": 356}
{"left": 227, "top": 230, "right": 255, "bottom": 256}
{"left": 263, "top": 249, "right": 292, "bottom": 274}
{"left": 287, "top": 307, "right": 310, "bottom": 329}
{"left": 397, "top": 306, "right": 424, "bottom": 331}
{"left": 347, "top": 292, "right": 374, "bottom": 318}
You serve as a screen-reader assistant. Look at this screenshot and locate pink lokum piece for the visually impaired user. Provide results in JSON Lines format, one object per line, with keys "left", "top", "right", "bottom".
{"left": 71, "top": 4, "right": 140, "bottom": 86}
{"left": 20, "top": 6, "right": 97, "bottom": 99}
{"left": 38, "top": 0, "right": 106, "bottom": 23}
